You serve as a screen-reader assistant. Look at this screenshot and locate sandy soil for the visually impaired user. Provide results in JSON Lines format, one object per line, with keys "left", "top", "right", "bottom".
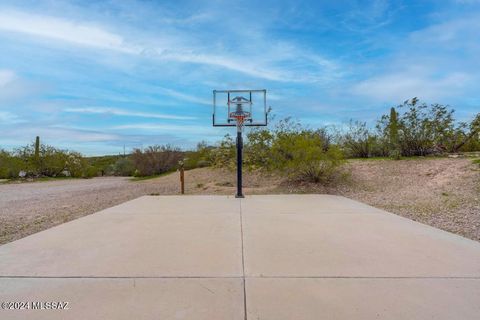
{"left": 1, "top": 158, "right": 479, "bottom": 244}
{"left": 337, "top": 158, "right": 480, "bottom": 241}
{"left": 0, "top": 177, "right": 171, "bottom": 244}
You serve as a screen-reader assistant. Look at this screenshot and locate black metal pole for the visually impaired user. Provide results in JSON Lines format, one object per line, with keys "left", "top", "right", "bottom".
{"left": 236, "top": 130, "right": 244, "bottom": 198}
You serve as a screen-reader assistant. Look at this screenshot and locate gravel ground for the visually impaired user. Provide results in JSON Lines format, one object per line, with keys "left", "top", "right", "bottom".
{"left": 1, "top": 158, "right": 479, "bottom": 244}
{"left": 0, "top": 177, "right": 177, "bottom": 244}
{"left": 276, "top": 157, "right": 480, "bottom": 241}
{"left": 338, "top": 158, "right": 480, "bottom": 241}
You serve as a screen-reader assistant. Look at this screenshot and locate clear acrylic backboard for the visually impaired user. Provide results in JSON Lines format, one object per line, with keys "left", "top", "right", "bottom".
{"left": 212, "top": 89, "right": 267, "bottom": 127}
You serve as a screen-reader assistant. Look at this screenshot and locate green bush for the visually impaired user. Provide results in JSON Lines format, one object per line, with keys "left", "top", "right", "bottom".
{"left": 130, "top": 145, "right": 183, "bottom": 176}
{"left": 270, "top": 126, "right": 344, "bottom": 183}
{"left": 244, "top": 129, "right": 274, "bottom": 169}
{"left": 455, "top": 114, "right": 480, "bottom": 152}
{"left": 112, "top": 157, "right": 135, "bottom": 176}
{"left": 82, "top": 165, "right": 99, "bottom": 178}
{"left": 210, "top": 135, "right": 236, "bottom": 169}
{"left": 376, "top": 98, "right": 480, "bottom": 156}
{"left": 210, "top": 118, "right": 345, "bottom": 184}
{"left": 0, "top": 150, "right": 24, "bottom": 179}
{"left": 340, "top": 98, "right": 480, "bottom": 158}
{"left": 196, "top": 159, "right": 211, "bottom": 168}
{"left": 340, "top": 121, "right": 384, "bottom": 158}
{"left": 65, "top": 152, "right": 87, "bottom": 177}
{"left": 87, "top": 155, "right": 123, "bottom": 175}
{"left": 184, "top": 141, "right": 213, "bottom": 169}
{"left": 11, "top": 141, "right": 90, "bottom": 178}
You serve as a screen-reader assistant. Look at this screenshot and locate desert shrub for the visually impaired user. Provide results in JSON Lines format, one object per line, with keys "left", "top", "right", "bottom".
{"left": 131, "top": 145, "right": 183, "bottom": 176}
{"left": 14, "top": 142, "right": 88, "bottom": 177}
{"left": 184, "top": 141, "right": 213, "bottom": 169}
{"left": 459, "top": 135, "right": 480, "bottom": 152}
{"left": 65, "top": 152, "right": 87, "bottom": 177}
{"left": 294, "top": 147, "right": 344, "bottom": 183}
{"left": 270, "top": 125, "right": 344, "bottom": 183}
{"left": 395, "top": 99, "right": 455, "bottom": 156}
{"left": 210, "top": 134, "right": 236, "bottom": 169}
{"left": 82, "top": 165, "right": 99, "bottom": 178}
{"left": 244, "top": 129, "right": 274, "bottom": 169}
{"left": 196, "top": 159, "right": 211, "bottom": 167}
{"left": 340, "top": 98, "right": 480, "bottom": 158}
{"left": 341, "top": 121, "right": 381, "bottom": 158}
{"left": 112, "top": 157, "right": 135, "bottom": 176}
{"left": 209, "top": 118, "right": 344, "bottom": 183}
{"left": 376, "top": 98, "right": 480, "bottom": 156}
{"left": 0, "top": 150, "right": 24, "bottom": 179}
{"left": 87, "top": 155, "right": 123, "bottom": 175}
{"left": 34, "top": 145, "right": 68, "bottom": 176}
{"left": 453, "top": 114, "right": 480, "bottom": 152}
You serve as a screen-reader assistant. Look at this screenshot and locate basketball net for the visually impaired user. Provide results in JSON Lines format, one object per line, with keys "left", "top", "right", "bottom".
{"left": 233, "top": 114, "right": 246, "bottom": 130}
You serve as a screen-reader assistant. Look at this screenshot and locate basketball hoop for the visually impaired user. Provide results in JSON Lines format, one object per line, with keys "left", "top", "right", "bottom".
{"left": 212, "top": 89, "right": 269, "bottom": 198}
{"left": 213, "top": 89, "right": 267, "bottom": 127}
{"left": 228, "top": 96, "right": 252, "bottom": 131}
{"left": 229, "top": 110, "right": 251, "bottom": 130}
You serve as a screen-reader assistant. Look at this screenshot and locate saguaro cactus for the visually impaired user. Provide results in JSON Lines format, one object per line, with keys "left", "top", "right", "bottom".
{"left": 34, "top": 136, "right": 40, "bottom": 175}
{"left": 388, "top": 108, "right": 401, "bottom": 159}
{"left": 35, "top": 136, "right": 40, "bottom": 159}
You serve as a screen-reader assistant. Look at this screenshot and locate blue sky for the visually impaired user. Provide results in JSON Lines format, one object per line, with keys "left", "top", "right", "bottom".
{"left": 0, "top": 0, "right": 479, "bottom": 155}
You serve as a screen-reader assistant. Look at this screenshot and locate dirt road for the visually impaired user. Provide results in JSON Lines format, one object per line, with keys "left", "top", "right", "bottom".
{"left": 1, "top": 177, "right": 131, "bottom": 203}
{"left": 0, "top": 177, "right": 176, "bottom": 244}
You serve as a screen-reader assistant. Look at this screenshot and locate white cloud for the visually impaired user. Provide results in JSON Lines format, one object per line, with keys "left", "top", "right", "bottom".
{"left": 0, "top": 124, "right": 119, "bottom": 142}
{"left": 0, "top": 10, "right": 138, "bottom": 53}
{"left": 351, "top": 69, "right": 471, "bottom": 102}
{"left": 64, "top": 107, "right": 195, "bottom": 120}
{"left": 408, "top": 14, "right": 480, "bottom": 46}
{"left": 155, "top": 87, "right": 210, "bottom": 105}
{"left": 111, "top": 123, "right": 215, "bottom": 135}
{"left": 350, "top": 13, "right": 480, "bottom": 104}
{"left": 0, "top": 9, "right": 339, "bottom": 83}
{"left": 0, "top": 111, "right": 25, "bottom": 124}
{"left": 0, "top": 9, "right": 278, "bottom": 79}
{"left": 0, "top": 69, "right": 48, "bottom": 104}
{"left": 0, "top": 70, "right": 16, "bottom": 87}
{"left": 159, "top": 51, "right": 285, "bottom": 82}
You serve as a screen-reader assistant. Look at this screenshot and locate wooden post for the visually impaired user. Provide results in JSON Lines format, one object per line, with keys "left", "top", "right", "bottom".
{"left": 179, "top": 161, "right": 185, "bottom": 194}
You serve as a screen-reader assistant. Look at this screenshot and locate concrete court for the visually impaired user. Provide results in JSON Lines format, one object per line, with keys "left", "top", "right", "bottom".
{"left": 0, "top": 195, "right": 479, "bottom": 319}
